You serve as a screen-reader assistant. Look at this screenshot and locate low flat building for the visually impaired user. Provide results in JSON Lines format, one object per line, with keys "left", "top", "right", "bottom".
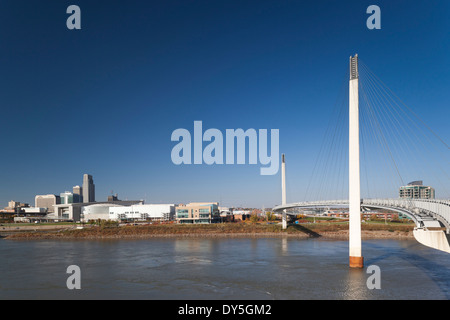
{"left": 109, "top": 204, "right": 175, "bottom": 222}
{"left": 79, "top": 203, "right": 175, "bottom": 222}
{"left": 53, "top": 203, "right": 84, "bottom": 221}
{"left": 81, "top": 203, "right": 124, "bottom": 222}
{"left": 175, "top": 202, "right": 220, "bottom": 224}
{"left": 20, "top": 207, "right": 47, "bottom": 214}
{"left": 54, "top": 200, "right": 144, "bottom": 222}
{"left": 233, "top": 213, "right": 251, "bottom": 221}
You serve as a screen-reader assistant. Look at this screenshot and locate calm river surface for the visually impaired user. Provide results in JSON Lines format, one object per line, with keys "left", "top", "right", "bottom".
{"left": 0, "top": 237, "right": 449, "bottom": 300}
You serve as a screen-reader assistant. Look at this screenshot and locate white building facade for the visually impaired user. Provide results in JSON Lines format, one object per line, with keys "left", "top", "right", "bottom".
{"left": 109, "top": 204, "right": 175, "bottom": 221}
{"left": 80, "top": 203, "right": 175, "bottom": 222}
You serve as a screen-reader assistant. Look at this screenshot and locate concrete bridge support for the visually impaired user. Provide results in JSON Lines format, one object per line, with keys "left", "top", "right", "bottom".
{"left": 281, "top": 154, "right": 287, "bottom": 230}
{"left": 349, "top": 54, "right": 363, "bottom": 268}
{"left": 413, "top": 228, "right": 450, "bottom": 253}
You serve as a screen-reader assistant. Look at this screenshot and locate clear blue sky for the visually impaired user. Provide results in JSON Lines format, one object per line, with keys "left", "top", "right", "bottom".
{"left": 0, "top": 0, "right": 449, "bottom": 208}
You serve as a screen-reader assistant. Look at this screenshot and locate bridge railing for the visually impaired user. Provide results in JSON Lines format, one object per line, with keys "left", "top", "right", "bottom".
{"left": 272, "top": 200, "right": 349, "bottom": 211}
{"left": 273, "top": 198, "right": 450, "bottom": 230}
{"left": 363, "top": 198, "right": 450, "bottom": 230}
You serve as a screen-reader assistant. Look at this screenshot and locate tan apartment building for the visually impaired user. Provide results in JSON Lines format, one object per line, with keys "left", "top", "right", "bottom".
{"left": 35, "top": 194, "right": 61, "bottom": 213}
{"left": 175, "top": 202, "right": 220, "bottom": 224}
{"left": 399, "top": 181, "right": 435, "bottom": 199}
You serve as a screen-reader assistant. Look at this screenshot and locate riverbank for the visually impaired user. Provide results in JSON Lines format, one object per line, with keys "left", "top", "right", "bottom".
{"left": 1, "top": 222, "right": 414, "bottom": 240}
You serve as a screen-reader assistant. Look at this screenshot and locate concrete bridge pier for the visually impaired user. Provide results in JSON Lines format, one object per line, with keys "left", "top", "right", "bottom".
{"left": 281, "top": 154, "right": 287, "bottom": 230}
{"left": 413, "top": 223, "right": 450, "bottom": 254}
{"left": 349, "top": 54, "right": 364, "bottom": 268}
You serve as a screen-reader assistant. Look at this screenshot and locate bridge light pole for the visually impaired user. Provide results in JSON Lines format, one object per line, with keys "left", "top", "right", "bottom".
{"left": 282, "top": 153, "right": 287, "bottom": 229}
{"left": 349, "top": 54, "right": 364, "bottom": 268}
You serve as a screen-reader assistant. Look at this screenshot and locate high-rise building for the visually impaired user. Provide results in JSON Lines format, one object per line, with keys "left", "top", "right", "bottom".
{"left": 60, "top": 191, "right": 82, "bottom": 204}
{"left": 35, "top": 194, "right": 61, "bottom": 213}
{"left": 73, "top": 185, "right": 83, "bottom": 202}
{"left": 399, "top": 181, "right": 435, "bottom": 199}
{"left": 82, "top": 174, "right": 95, "bottom": 203}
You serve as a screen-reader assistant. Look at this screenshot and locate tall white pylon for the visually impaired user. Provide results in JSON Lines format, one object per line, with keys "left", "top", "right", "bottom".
{"left": 349, "top": 54, "right": 364, "bottom": 268}
{"left": 281, "top": 154, "right": 287, "bottom": 230}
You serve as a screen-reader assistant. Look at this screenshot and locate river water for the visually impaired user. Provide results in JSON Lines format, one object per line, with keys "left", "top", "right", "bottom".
{"left": 0, "top": 237, "right": 449, "bottom": 300}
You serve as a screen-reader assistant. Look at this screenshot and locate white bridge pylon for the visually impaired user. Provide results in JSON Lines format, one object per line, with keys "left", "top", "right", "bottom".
{"left": 348, "top": 54, "right": 363, "bottom": 268}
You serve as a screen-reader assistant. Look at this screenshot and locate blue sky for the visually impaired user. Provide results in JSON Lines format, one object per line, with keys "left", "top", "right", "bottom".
{"left": 0, "top": 0, "right": 449, "bottom": 208}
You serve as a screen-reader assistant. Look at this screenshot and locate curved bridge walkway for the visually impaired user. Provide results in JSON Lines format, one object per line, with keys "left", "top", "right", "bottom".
{"left": 274, "top": 198, "right": 450, "bottom": 253}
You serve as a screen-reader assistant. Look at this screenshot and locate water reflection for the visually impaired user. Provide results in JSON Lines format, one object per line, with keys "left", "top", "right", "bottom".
{"left": 281, "top": 236, "right": 288, "bottom": 254}
{"left": 343, "top": 269, "right": 371, "bottom": 300}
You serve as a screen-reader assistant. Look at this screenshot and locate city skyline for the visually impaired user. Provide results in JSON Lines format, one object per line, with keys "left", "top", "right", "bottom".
{"left": 0, "top": 1, "right": 449, "bottom": 208}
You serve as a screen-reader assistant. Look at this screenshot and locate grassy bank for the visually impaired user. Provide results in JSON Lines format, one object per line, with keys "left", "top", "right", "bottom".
{"left": 2, "top": 221, "right": 414, "bottom": 240}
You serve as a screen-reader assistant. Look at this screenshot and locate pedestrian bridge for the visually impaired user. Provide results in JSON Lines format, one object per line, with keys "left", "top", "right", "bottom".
{"left": 273, "top": 55, "right": 449, "bottom": 262}
{"left": 273, "top": 198, "right": 450, "bottom": 253}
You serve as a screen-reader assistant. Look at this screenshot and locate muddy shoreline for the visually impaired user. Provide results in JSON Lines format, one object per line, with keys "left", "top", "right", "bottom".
{"left": 1, "top": 223, "right": 415, "bottom": 240}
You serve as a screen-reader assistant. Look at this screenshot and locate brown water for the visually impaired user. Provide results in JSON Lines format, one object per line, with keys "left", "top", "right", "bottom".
{"left": 0, "top": 237, "right": 449, "bottom": 299}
